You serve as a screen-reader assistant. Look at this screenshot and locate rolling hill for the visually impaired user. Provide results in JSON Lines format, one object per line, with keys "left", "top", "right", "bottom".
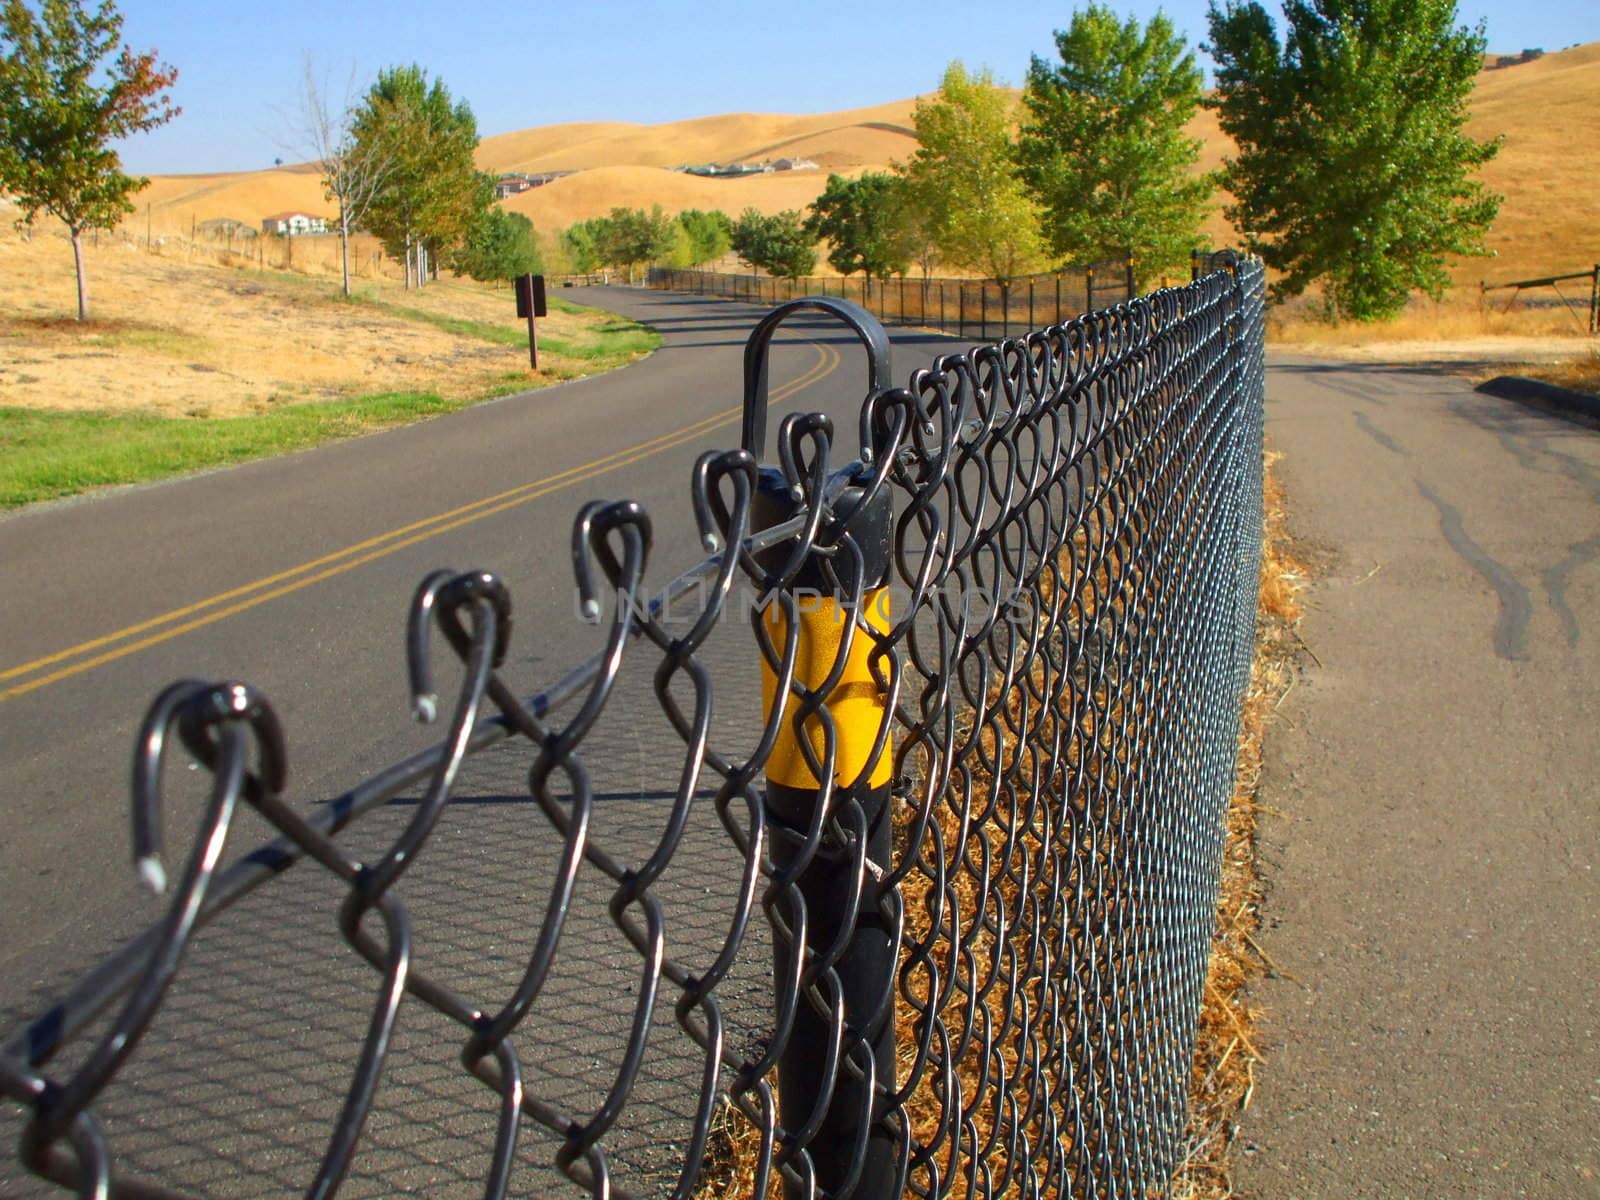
{"left": 132, "top": 43, "right": 1600, "bottom": 283}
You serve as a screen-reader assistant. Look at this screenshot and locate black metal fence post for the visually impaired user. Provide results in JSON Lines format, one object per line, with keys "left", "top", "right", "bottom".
{"left": 741, "top": 296, "right": 899, "bottom": 1200}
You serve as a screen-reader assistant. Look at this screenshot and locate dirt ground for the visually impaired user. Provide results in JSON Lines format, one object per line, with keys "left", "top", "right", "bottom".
{"left": 0, "top": 219, "right": 623, "bottom": 418}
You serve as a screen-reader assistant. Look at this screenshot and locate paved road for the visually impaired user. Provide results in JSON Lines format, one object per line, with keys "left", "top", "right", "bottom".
{"left": 0, "top": 287, "right": 969, "bottom": 1196}
{"left": 1240, "top": 359, "right": 1600, "bottom": 1198}
{"left": 0, "top": 287, "right": 960, "bottom": 973}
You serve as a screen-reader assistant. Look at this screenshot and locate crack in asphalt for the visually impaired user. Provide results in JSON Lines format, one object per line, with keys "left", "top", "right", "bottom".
{"left": 1447, "top": 398, "right": 1600, "bottom": 646}
{"left": 1354, "top": 410, "right": 1407, "bottom": 455}
{"left": 1415, "top": 479, "right": 1533, "bottom": 661}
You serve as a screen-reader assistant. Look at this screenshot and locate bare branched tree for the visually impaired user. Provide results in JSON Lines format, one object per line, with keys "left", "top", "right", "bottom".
{"left": 293, "top": 61, "right": 394, "bottom": 296}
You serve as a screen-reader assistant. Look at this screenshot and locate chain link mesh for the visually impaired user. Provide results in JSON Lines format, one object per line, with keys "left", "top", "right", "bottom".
{"left": 1, "top": 260, "right": 1266, "bottom": 1200}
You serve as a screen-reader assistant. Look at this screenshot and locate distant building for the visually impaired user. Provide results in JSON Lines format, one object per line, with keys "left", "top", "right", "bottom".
{"left": 260, "top": 211, "right": 328, "bottom": 236}
{"left": 494, "top": 172, "right": 573, "bottom": 198}
{"left": 772, "top": 158, "right": 819, "bottom": 172}
{"left": 197, "top": 217, "right": 257, "bottom": 240}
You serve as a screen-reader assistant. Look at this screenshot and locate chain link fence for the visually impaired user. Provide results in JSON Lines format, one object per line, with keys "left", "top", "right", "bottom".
{"left": 647, "top": 261, "right": 1138, "bottom": 343}
{"left": 1, "top": 258, "right": 1267, "bottom": 1200}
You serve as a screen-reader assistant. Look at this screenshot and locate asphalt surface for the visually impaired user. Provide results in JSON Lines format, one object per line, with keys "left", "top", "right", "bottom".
{"left": 1238, "top": 360, "right": 1600, "bottom": 1198}
{"left": 0, "top": 286, "right": 966, "bottom": 1197}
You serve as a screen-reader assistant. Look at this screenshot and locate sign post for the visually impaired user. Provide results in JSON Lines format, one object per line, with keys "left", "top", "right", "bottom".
{"left": 514, "top": 274, "right": 547, "bottom": 369}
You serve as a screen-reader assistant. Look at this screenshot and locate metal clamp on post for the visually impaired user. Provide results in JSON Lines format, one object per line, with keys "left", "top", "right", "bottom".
{"left": 744, "top": 298, "right": 899, "bottom": 1200}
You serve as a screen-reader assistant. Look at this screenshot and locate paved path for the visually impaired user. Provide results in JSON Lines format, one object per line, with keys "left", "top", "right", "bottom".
{"left": 1240, "top": 359, "right": 1600, "bottom": 1198}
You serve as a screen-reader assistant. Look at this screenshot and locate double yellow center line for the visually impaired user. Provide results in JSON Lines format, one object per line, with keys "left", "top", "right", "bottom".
{"left": 1, "top": 341, "right": 841, "bottom": 704}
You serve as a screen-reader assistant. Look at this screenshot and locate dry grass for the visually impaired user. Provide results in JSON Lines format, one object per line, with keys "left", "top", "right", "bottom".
{"left": 1168, "top": 452, "right": 1306, "bottom": 1200}
{"left": 0, "top": 221, "right": 650, "bottom": 418}
{"left": 1464, "top": 42, "right": 1600, "bottom": 283}
{"left": 478, "top": 98, "right": 919, "bottom": 174}
{"left": 1265, "top": 291, "right": 1594, "bottom": 369}
{"left": 694, "top": 451, "right": 1305, "bottom": 1199}
{"left": 1523, "top": 346, "right": 1600, "bottom": 397}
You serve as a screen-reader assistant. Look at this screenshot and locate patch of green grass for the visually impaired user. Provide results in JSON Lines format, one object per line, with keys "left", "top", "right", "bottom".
{"left": 368, "top": 296, "right": 660, "bottom": 364}
{"left": 0, "top": 273, "right": 663, "bottom": 507}
{"left": 366, "top": 300, "right": 528, "bottom": 346}
{"left": 0, "top": 393, "right": 463, "bottom": 507}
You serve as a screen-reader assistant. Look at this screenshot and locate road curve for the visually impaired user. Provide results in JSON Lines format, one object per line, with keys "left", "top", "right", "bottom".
{"left": 0, "top": 287, "right": 963, "bottom": 984}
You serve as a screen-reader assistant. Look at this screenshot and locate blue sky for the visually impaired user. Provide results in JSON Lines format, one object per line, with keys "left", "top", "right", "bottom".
{"left": 112, "top": 0, "right": 1599, "bottom": 175}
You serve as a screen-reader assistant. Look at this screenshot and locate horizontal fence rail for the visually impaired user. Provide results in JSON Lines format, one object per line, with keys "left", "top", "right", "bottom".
{"left": 647, "top": 260, "right": 1138, "bottom": 343}
{"left": 1, "top": 257, "right": 1267, "bottom": 1200}
{"left": 1479, "top": 264, "right": 1600, "bottom": 333}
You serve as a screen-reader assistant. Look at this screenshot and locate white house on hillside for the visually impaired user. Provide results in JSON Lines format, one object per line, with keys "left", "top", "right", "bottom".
{"left": 261, "top": 211, "right": 329, "bottom": 236}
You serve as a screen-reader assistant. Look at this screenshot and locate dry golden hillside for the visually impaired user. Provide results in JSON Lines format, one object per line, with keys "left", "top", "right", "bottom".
{"left": 139, "top": 165, "right": 334, "bottom": 231}
{"left": 476, "top": 98, "right": 918, "bottom": 172}
{"left": 124, "top": 42, "right": 1600, "bottom": 285}
{"left": 1466, "top": 41, "right": 1600, "bottom": 281}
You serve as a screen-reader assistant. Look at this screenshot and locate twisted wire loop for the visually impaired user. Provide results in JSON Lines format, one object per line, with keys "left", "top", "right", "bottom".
{"left": 1, "top": 261, "right": 1267, "bottom": 1200}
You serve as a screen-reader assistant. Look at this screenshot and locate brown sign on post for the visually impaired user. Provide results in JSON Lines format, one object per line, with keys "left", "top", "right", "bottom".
{"left": 514, "top": 274, "right": 547, "bottom": 367}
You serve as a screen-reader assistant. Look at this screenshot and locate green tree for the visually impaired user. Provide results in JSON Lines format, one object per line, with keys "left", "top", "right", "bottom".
{"left": 901, "top": 62, "right": 1043, "bottom": 288}
{"left": 1206, "top": 0, "right": 1500, "bottom": 320}
{"left": 593, "top": 205, "right": 674, "bottom": 282}
{"left": 449, "top": 207, "right": 542, "bottom": 283}
{"left": 730, "top": 208, "right": 816, "bottom": 279}
{"left": 1017, "top": 5, "right": 1212, "bottom": 280}
{"left": 350, "top": 64, "right": 485, "bottom": 288}
{"left": 889, "top": 174, "right": 941, "bottom": 281}
{"left": 560, "top": 217, "right": 607, "bottom": 274}
{"left": 677, "top": 208, "right": 732, "bottom": 265}
{"left": 0, "top": 0, "right": 178, "bottom": 320}
{"left": 802, "top": 172, "right": 911, "bottom": 284}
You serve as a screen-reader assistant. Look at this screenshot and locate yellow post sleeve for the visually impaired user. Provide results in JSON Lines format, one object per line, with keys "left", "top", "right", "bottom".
{"left": 760, "top": 587, "right": 892, "bottom": 790}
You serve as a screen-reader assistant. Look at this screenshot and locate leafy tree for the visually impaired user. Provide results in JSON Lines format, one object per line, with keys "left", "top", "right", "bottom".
{"left": 901, "top": 62, "right": 1043, "bottom": 288}
{"left": 889, "top": 174, "right": 941, "bottom": 281}
{"left": 0, "top": 0, "right": 178, "bottom": 320}
{"left": 1207, "top": 0, "right": 1500, "bottom": 320}
{"left": 449, "top": 207, "right": 541, "bottom": 283}
{"left": 594, "top": 205, "right": 674, "bottom": 282}
{"left": 730, "top": 208, "right": 816, "bottom": 279}
{"left": 677, "top": 207, "right": 732, "bottom": 265}
{"left": 350, "top": 64, "right": 485, "bottom": 287}
{"left": 560, "top": 216, "right": 607, "bottom": 274}
{"left": 802, "top": 172, "right": 911, "bottom": 284}
{"left": 1017, "top": 4, "right": 1212, "bottom": 280}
